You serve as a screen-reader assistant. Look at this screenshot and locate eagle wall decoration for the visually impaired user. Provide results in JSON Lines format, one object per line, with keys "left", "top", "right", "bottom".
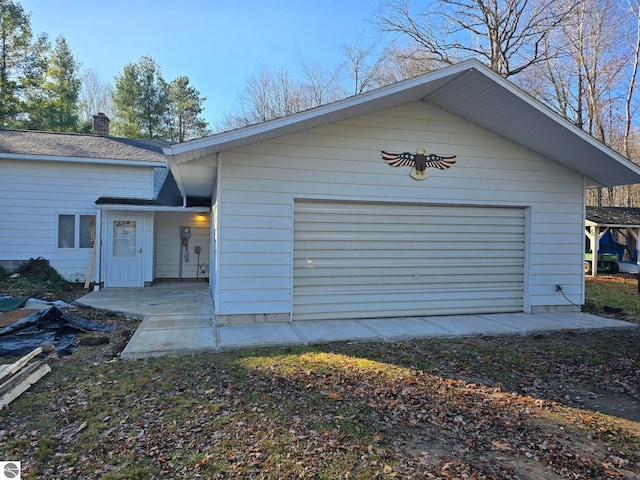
{"left": 381, "top": 148, "right": 457, "bottom": 180}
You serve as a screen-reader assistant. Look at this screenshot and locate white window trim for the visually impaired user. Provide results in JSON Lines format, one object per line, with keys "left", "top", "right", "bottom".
{"left": 56, "top": 213, "right": 96, "bottom": 250}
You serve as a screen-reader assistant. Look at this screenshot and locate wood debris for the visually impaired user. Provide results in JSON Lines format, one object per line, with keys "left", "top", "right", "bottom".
{"left": 0, "top": 347, "right": 51, "bottom": 409}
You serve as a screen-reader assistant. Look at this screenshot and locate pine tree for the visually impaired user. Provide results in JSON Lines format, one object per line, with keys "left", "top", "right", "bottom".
{"left": 111, "top": 62, "right": 142, "bottom": 137}
{"left": 26, "top": 36, "right": 80, "bottom": 131}
{"left": 112, "top": 55, "right": 168, "bottom": 138}
{"left": 0, "top": 0, "right": 48, "bottom": 127}
{"left": 166, "top": 76, "right": 209, "bottom": 142}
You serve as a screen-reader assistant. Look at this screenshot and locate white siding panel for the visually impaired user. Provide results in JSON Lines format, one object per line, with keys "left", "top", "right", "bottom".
{"left": 292, "top": 200, "right": 525, "bottom": 321}
{"left": 154, "top": 211, "right": 210, "bottom": 281}
{"left": 0, "top": 159, "right": 154, "bottom": 280}
{"left": 216, "top": 101, "right": 585, "bottom": 316}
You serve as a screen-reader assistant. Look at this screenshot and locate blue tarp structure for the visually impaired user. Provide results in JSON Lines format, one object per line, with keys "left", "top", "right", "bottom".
{"left": 599, "top": 229, "right": 637, "bottom": 263}
{"left": 0, "top": 307, "right": 115, "bottom": 356}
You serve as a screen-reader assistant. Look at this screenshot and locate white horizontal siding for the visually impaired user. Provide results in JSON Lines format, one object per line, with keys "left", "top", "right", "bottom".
{"left": 216, "top": 101, "right": 585, "bottom": 317}
{"left": 0, "top": 159, "right": 154, "bottom": 281}
{"left": 154, "top": 211, "right": 210, "bottom": 281}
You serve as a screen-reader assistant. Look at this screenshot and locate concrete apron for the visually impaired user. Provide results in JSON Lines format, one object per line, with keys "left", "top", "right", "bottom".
{"left": 76, "top": 285, "right": 638, "bottom": 360}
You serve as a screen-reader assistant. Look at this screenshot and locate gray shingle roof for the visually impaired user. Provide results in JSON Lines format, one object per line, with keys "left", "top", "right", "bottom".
{"left": 586, "top": 206, "right": 640, "bottom": 226}
{"left": 0, "top": 129, "right": 169, "bottom": 163}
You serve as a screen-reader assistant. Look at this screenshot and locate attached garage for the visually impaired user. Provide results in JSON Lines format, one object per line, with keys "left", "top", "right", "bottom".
{"left": 166, "top": 59, "right": 640, "bottom": 327}
{"left": 293, "top": 200, "right": 525, "bottom": 321}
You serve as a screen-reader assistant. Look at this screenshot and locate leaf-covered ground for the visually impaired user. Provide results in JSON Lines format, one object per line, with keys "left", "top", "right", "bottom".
{"left": 1, "top": 314, "right": 638, "bottom": 479}
{"left": 0, "top": 274, "right": 639, "bottom": 479}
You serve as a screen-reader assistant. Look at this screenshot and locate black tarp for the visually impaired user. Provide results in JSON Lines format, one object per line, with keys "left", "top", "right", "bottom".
{"left": 0, "top": 307, "right": 115, "bottom": 356}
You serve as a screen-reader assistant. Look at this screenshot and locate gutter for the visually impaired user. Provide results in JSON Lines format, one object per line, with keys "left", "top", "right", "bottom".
{"left": 0, "top": 152, "right": 166, "bottom": 168}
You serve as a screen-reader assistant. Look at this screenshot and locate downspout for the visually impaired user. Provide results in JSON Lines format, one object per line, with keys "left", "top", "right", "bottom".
{"left": 95, "top": 208, "right": 102, "bottom": 290}
{"left": 213, "top": 152, "right": 222, "bottom": 313}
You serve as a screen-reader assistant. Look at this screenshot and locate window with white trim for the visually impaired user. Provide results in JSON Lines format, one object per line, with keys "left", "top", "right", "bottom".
{"left": 57, "top": 214, "right": 96, "bottom": 249}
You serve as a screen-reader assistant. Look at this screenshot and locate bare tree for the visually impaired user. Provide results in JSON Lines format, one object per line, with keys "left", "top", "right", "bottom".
{"left": 375, "top": 43, "right": 439, "bottom": 84}
{"left": 299, "top": 60, "right": 343, "bottom": 107}
{"left": 77, "top": 69, "right": 113, "bottom": 131}
{"left": 377, "top": 0, "right": 577, "bottom": 77}
{"left": 219, "top": 67, "right": 316, "bottom": 130}
{"left": 624, "top": 0, "right": 640, "bottom": 159}
{"left": 341, "top": 36, "right": 387, "bottom": 95}
{"left": 509, "top": 0, "right": 640, "bottom": 207}
{"left": 622, "top": 0, "right": 640, "bottom": 206}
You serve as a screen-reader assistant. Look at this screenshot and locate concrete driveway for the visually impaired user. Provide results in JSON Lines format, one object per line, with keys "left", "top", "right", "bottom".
{"left": 76, "top": 283, "right": 638, "bottom": 359}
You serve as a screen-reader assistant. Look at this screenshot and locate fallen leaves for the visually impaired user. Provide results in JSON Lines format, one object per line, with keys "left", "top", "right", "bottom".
{"left": 1, "top": 327, "right": 639, "bottom": 479}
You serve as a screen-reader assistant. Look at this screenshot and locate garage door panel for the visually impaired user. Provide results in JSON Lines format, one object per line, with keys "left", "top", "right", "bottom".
{"left": 293, "top": 200, "right": 525, "bottom": 321}
{"left": 297, "top": 216, "right": 518, "bottom": 234}
{"left": 294, "top": 275, "right": 524, "bottom": 290}
{"left": 297, "top": 201, "right": 521, "bottom": 218}
{"left": 294, "top": 239, "right": 524, "bottom": 252}
{"left": 295, "top": 217, "right": 524, "bottom": 230}
{"left": 295, "top": 249, "right": 520, "bottom": 261}
{"left": 293, "top": 265, "right": 524, "bottom": 280}
{"left": 296, "top": 287, "right": 523, "bottom": 303}
{"left": 293, "top": 265, "right": 525, "bottom": 277}
{"left": 294, "top": 289, "right": 524, "bottom": 320}
{"left": 295, "top": 283, "right": 524, "bottom": 298}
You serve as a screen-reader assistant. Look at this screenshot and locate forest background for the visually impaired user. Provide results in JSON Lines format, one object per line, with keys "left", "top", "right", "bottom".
{"left": 1, "top": 0, "right": 639, "bottom": 206}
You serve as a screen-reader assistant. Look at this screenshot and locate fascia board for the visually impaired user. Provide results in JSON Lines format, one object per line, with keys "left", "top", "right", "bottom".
{"left": 0, "top": 152, "right": 166, "bottom": 168}
{"left": 167, "top": 61, "right": 478, "bottom": 158}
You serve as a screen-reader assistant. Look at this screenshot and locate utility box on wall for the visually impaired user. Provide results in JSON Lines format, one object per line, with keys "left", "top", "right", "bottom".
{"left": 152, "top": 212, "right": 210, "bottom": 281}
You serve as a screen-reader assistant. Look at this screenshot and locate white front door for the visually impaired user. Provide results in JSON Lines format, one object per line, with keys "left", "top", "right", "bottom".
{"left": 106, "top": 214, "right": 144, "bottom": 287}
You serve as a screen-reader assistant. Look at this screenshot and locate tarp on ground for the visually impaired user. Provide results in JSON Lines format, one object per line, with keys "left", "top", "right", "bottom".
{"left": 0, "top": 296, "right": 29, "bottom": 312}
{"left": 0, "top": 307, "right": 116, "bottom": 356}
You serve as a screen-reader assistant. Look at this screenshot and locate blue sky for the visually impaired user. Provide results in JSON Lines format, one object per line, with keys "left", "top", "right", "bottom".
{"left": 19, "top": 1, "right": 383, "bottom": 127}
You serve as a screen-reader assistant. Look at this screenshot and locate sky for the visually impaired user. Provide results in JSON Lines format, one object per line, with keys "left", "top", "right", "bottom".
{"left": 19, "top": 0, "right": 384, "bottom": 128}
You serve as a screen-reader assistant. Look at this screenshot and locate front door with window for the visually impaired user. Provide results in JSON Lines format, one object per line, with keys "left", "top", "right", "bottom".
{"left": 106, "top": 214, "right": 144, "bottom": 287}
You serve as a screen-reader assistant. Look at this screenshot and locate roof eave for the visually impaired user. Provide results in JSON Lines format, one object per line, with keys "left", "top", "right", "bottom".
{"left": 168, "top": 60, "right": 476, "bottom": 162}
{"left": 0, "top": 152, "right": 166, "bottom": 168}
{"left": 169, "top": 59, "right": 640, "bottom": 187}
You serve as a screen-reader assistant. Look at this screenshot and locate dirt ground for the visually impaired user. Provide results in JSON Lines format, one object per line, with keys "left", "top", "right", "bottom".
{"left": 0, "top": 309, "right": 40, "bottom": 327}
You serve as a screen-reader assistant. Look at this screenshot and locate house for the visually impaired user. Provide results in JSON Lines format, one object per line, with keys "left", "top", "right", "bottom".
{"left": 164, "top": 59, "right": 640, "bottom": 324}
{"left": 586, "top": 206, "right": 640, "bottom": 275}
{"left": 0, "top": 114, "right": 211, "bottom": 287}
{"left": 3, "top": 60, "right": 640, "bottom": 326}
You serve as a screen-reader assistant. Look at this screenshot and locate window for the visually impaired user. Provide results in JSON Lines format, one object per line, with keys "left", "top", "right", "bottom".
{"left": 79, "top": 215, "right": 95, "bottom": 248}
{"left": 58, "top": 214, "right": 96, "bottom": 249}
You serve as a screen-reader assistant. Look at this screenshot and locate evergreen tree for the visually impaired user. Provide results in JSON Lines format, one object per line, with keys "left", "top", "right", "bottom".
{"left": 0, "top": 0, "right": 48, "bottom": 127}
{"left": 166, "top": 76, "right": 209, "bottom": 142}
{"left": 111, "top": 55, "right": 168, "bottom": 138}
{"left": 26, "top": 36, "right": 80, "bottom": 131}
{"left": 111, "top": 62, "right": 142, "bottom": 137}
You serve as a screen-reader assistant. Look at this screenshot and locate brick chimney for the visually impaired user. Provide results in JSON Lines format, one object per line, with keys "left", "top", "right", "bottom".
{"left": 93, "top": 113, "right": 110, "bottom": 136}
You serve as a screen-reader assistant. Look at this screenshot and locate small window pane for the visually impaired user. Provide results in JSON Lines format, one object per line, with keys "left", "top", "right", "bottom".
{"left": 58, "top": 215, "right": 75, "bottom": 248}
{"left": 113, "top": 220, "right": 137, "bottom": 257}
{"left": 79, "top": 215, "right": 96, "bottom": 248}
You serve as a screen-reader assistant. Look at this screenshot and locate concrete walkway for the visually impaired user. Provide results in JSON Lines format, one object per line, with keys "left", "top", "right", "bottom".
{"left": 76, "top": 283, "right": 638, "bottom": 360}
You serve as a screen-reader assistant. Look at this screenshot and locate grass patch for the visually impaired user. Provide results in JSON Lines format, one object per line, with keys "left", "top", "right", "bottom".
{"left": 1, "top": 274, "right": 639, "bottom": 478}
{"left": 585, "top": 274, "right": 640, "bottom": 313}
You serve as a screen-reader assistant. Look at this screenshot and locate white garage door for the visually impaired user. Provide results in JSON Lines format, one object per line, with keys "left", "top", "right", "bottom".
{"left": 293, "top": 200, "right": 525, "bottom": 321}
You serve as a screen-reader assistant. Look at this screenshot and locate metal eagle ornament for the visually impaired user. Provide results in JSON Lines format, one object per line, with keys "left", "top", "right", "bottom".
{"left": 381, "top": 148, "right": 457, "bottom": 180}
